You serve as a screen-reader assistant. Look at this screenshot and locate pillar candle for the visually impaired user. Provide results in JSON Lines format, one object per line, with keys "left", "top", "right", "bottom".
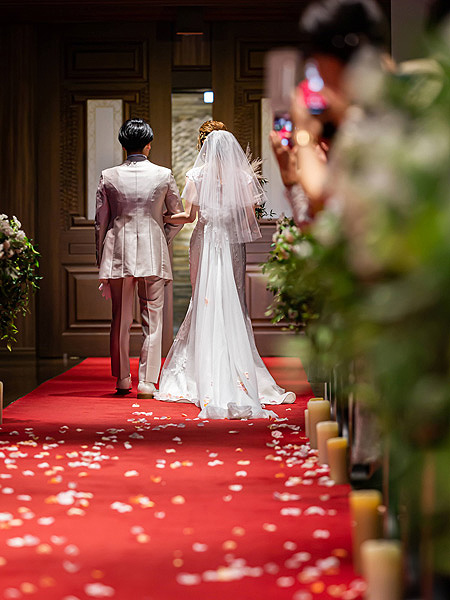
{"left": 327, "top": 437, "right": 348, "bottom": 484}
{"left": 349, "top": 489, "right": 383, "bottom": 573}
{"left": 307, "top": 399, "right": 330, "bottom": 448}
{"left": 361, "top": 539, "right": 402, "bottom": 600}
{"left": 304, "top": 397, "right": 323, "bottom": 440}
{"left": 317, "top": 421, "right": 339, "bottom": 464}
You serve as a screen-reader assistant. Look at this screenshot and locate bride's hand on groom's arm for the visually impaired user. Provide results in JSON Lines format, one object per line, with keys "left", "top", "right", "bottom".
{"left": 164, "top": 199, "right": 197, "bottom": 224}
{"left": 163, "top": 211, "right": 182, "bottom": 223}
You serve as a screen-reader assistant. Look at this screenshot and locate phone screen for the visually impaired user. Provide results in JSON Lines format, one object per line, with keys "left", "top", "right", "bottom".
{"left": 273, "top": 112, "right": 294, "bottom": 147}
{"left": 300, "top": 61, "right": 328, "bottom": 115}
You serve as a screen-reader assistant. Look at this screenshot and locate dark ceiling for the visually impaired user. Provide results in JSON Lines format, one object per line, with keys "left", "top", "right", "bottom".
{"left": 0, "top": 0, "right": 391, "bottom": 24}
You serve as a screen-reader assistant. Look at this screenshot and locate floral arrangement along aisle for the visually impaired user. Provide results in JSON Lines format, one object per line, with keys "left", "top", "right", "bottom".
{"left": 264, "top": 29, "right": 450, "bottom": 596}
{"left": 263, "top": 217, "right": 320, "bottom": 332}
{"left": 0, "top": 214, "right": 40, "bottom": 350}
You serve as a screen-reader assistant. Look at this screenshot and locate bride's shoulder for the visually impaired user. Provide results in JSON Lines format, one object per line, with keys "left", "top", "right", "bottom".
{"left": 186, "top": 166, "right": 203, "bottom": 182}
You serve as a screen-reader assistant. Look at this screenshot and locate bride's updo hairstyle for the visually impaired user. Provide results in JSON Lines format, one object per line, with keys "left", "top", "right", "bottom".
{"left": 197, "top": 120, "right": 227, "bottom": 151}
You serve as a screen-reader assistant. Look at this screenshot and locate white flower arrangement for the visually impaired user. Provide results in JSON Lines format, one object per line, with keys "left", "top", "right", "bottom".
{"left": 0, "top": 214, "right": 40, "bottom": 349}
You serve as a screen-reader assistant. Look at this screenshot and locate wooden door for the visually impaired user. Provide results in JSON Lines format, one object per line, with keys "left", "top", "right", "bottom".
{"left": 36, "top": 22, "right": 174, "bottom": 358}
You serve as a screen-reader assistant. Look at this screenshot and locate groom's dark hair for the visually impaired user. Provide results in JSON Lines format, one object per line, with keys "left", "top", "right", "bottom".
{"left": 118, "top": 118, "right": 154, "bottom": 153}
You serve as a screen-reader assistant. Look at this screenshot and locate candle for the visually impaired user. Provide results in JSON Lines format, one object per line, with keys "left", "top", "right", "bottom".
{"left": 317, "top": 421, "right": 339, "bottom": 464}
{"left": 304, "top": 397, "right": 323, "bottom": 440}
{"left": 307, "top": 399, "right": 330, "bottom": 448}
{"left": 327, "top": 437, "right": 348, "bottom": 484}
{"left": 361, "top": 539, "right": 402, "bottom": 600}
{"left": 349, "top": 490, "right": 383, "bottom": 573}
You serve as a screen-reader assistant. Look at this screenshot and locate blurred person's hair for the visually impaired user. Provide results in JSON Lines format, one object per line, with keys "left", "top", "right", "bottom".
{"left": 299, "top": 0, "right": 389, "bottom": 64}
{"left": 426, "top": 0, "right": 450, "bottom": 30}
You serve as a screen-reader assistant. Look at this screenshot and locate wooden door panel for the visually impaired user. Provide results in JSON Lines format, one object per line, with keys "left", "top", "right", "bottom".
{"left": 38, "top": 23, "right": 173, "bottom": 358}
{"left": 246, "top": 222, "right": 296, "bottom": 356}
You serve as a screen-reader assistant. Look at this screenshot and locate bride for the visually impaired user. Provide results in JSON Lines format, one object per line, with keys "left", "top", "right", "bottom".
{"left": 155, "top": 125, "right": 295, "bottom": 419}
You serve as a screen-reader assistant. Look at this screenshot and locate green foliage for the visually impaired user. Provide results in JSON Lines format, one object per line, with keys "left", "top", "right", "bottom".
{"left": 262, "top": 217, "right": 319, "bottom": 331}
{"left": 262, "top": 31, "right": 450, "bottom": 573}
{"left": 0, "top": 214, "right": 41, "bottom": 350}
{"left": 254, "top": 201, "right": 275, "bottom": 221}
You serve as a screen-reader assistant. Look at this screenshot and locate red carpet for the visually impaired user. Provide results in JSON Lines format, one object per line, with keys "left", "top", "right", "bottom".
{"left": 0, "top": 358, "right": 365, "bottom": 600}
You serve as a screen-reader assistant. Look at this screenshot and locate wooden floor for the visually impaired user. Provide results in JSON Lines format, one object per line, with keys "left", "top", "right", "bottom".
{"left": 0, "top": 352, "right": 82, "bottom": 408}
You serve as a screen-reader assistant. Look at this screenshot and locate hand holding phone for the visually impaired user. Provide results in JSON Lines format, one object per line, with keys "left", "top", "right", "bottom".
{"left": 265, "top": 48, "right": 301, "bottom": 148}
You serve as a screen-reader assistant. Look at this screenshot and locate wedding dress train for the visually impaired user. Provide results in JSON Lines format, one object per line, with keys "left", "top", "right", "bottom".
{"left": 155, "top": 221, "right": 295, "bottom": 419}
{"left": 155, "top": 131, "right": 295, "bottom": 419}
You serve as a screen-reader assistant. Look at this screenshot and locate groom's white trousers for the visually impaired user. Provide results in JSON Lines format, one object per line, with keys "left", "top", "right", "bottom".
{"left": 109, "top": 276, "right": 165, "bottom": 384}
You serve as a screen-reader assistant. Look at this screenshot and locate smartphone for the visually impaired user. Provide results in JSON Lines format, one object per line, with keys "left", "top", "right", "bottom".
{"left": 273, "top": 112, "right": 294, "bottom": 147}
{"left": 265, "top": 48, "right": 301, "bottom": 147}
{"left": 300, "top": 60, "right": 328, "bottom": 115}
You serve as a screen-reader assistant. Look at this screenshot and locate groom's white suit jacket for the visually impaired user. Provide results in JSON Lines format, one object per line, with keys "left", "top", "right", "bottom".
{"left": 95, "top": 156, "right": 183, "bottom": 281}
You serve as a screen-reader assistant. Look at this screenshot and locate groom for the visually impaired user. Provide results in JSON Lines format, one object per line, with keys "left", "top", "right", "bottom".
{"left": 95, "top": 118, "right": 183, "bottom": 398}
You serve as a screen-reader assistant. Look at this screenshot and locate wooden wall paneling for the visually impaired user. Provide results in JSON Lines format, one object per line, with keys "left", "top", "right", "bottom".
{"left": 0, "top": 24, "right": 38, "bottom": 352}
{"left": 173, "top": 25, "right": 211, "bottom": 69}
{"left": 233, "top": 32, "right": 300, "bottom": 155}
{"left": 211, "top": 22, "right": 235, "bottom": 129}
{"left": 37, "top": 25, "right": 64, "bottom": 357}
{"left": 62, "top": 265, "right": 110, "bottom": 356}
{"left": 58, "top": 27, "right": 165, "bottom": 357}
{"left": 60, "top": 231, "right": 143, "bottom": 356}
{"left": 35, "top": 22, "right": 178, "bottom": 358}
{"left": 236, "top": 39, "right": 269, "bottom": 81}
{"left": 61, "top": 88, "right": 146, "bottom": 229}
{"left": 246, "top": 223, "right": 297, "bottom": 356}
{"left": 0, "top": 1, "right": 321, "bottom": 25}
{"left": 234, "top": 83, "right": 263, "bottom": 157}
{"left": 149, "top": 22, "right": 172, "bottom": 169}
{"left": 65, "top": 41, "right": 147, "bottom": 81}
{"left": 150, "top": 22, "right": 176, "bottom": 355}
{"left": 60, "top": 92, "right": 85, "bottom": 228}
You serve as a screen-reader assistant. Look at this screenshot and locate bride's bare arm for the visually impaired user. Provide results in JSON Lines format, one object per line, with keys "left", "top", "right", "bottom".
{"left": 164, "top": 177, "right": 198, "bottom": 224}
{"left": 163, "top": 199, "right": 197, "bottom": 223}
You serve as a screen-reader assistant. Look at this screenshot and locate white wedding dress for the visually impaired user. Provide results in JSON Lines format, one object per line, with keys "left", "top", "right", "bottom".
{"left": 155, "top": 131, "right": 295, "bottom": 419}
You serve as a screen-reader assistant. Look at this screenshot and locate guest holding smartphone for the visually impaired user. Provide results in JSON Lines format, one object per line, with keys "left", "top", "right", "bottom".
{"left": 270, "top": 0, "right": 390, "bottom": 223}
